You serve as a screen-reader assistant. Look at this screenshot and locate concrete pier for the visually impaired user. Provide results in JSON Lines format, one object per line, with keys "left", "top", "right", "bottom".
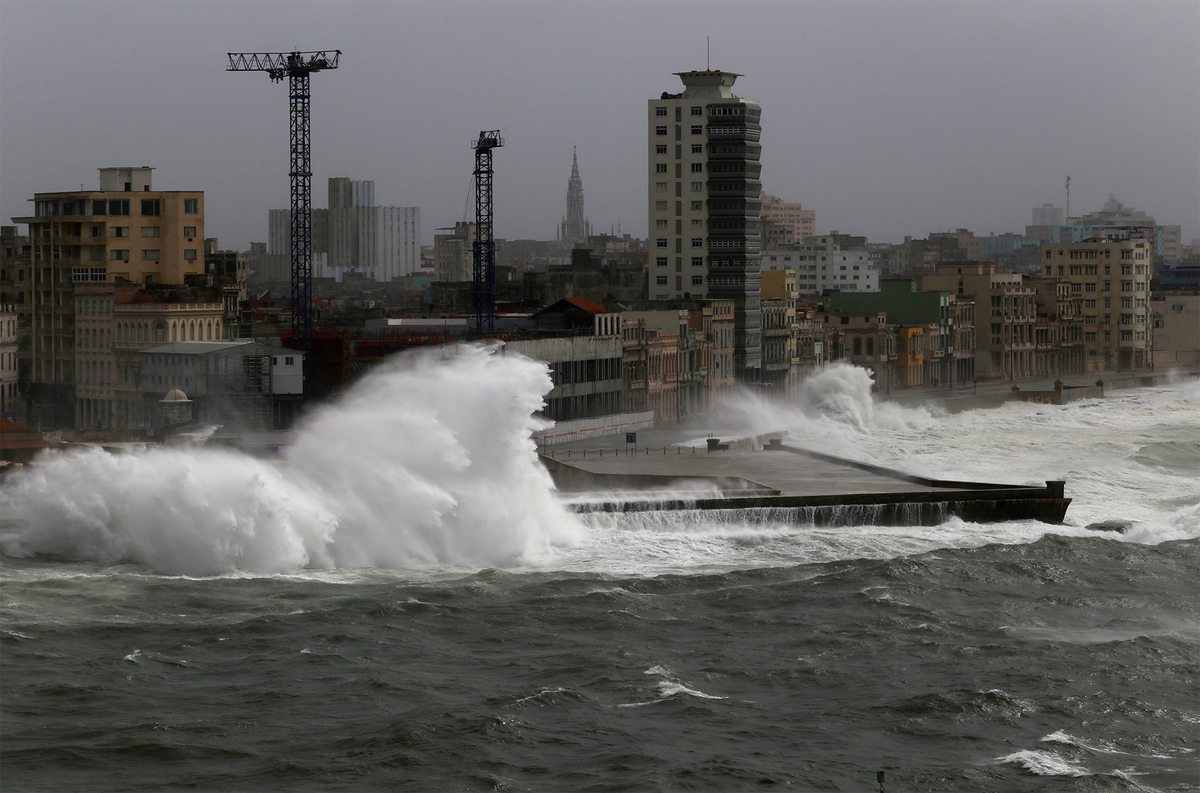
{"left": 541, "top": 429, "right": 1070, "bottom": 526}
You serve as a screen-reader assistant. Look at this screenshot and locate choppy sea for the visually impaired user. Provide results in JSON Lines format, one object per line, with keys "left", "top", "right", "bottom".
{"left": 3, "top": 350, "right": 1198, "bottom": 792}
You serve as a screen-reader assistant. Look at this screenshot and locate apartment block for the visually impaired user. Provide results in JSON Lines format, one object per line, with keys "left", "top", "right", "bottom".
{"left": 761, "top": 233, "right": 879, "bottom": 295}
{"left": 10, "top": 167, "right": 204, "bottom": 427}
{"left": 922, "top": 262, "right": 1036, "bottom": 380}
{"left": 760, "top": 194, "right": 815, "bottom": 249}
{"left": 1040, "top": 237, "right": 1152, "bottom": 371}
{"left": 434, "top": 222, "right": 476, "bottom": 282}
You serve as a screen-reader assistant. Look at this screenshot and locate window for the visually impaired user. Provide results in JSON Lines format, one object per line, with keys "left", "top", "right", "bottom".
{"left": 141, "top": 227, "right": 160, "bottom": 237}
{"left": 691, "top": 144, "right": 703, "bottom": 154}
{"left": 655, "top": 125, "right": 668, "bottom": 136}
{"left": 691, "top": 201, "right": 703, "bottom": 211}
{"left": 184, "top": 249, "right": 197, "bottom": 261}
{"left": 655, "top": 219, "right": 667, "bottom": 229}
{"left": 691, "top": 257, "right": 703, "bottom": 267}
{"left": 72, "top": 267, "right": 107, "bottom": 283}
{"left": 690, "top": 182, "right": 703, "bottom": 192}
{"left": 656, "top": 276, "right": 668, "bottom": 285}
{"left": 655, "top": 107, "right": 667, "bottom": 117}
{"left": 92, "top": 200, "right": 107, "bottom": 216}
{"left": 285, "top": 356, "right": 294, "bottom": 366}
{"left": 656, "top": 163, "right": 668, "bottom": 173}
{"left": 141, "top": 249, "right": 160, "bottom": 260}
{"left": 656, "top": 257, "right": 668, "bottom": 267}
{"left": 110, "top": 226, "right": 129, "bottom": 237}
{"left": 691, "top": 125, "right": 703, "bottom": 135}
{"left": 655, "top": 144, "right": 667, "bottom": 155}
{"left": 655, "top": 182, "right": 667, "bottom": 192}
{"left": 691, "top": 238, "right": 703, "bottom": 248}
{"left": 692, "top": 275, "right": 703, "bottom": 285}
{"left": 109, "top": 199, "right": 130, "bottom": 216}
{"left": 691, "top": 106, "right": 702, "bottom": 116}
{"left": 109, "top": 249, "right": 130, "bottom": 262}
{"left": 656, "top": 238, "right": 668, "bottom": 248}
{"left": 184, "top": 198, "right": 198, "bottom": 214}
{"left": 690, "top": 162, "right": 703, "bottom": 172}
{"left": 141, "top": 199, "right": 161, "bottom": 217}
{"left": 655, "top": 200, "right": 668, "bottom": 211}
{"left": 184, "top": 226, "right": 196, "bottom": 237}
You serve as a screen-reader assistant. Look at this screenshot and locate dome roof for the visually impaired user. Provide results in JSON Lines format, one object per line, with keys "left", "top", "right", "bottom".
{"left": 161, "top": 388, "right": 191, "bottom": 403}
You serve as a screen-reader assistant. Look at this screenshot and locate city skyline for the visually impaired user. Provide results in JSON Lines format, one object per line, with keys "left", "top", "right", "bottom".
{"left": 1, "top": 1, "right": 1197, "bottom": 251}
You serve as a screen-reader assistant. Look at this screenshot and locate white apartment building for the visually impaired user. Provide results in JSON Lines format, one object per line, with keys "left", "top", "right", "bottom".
{"left": 374, "top": 206, "right": 421, "bottom": 281}
{"left": 760, "top": 234, "right": 880, "bottom": 295}
{"left": 648, "top": 70, "right": 763, "bottom": 378}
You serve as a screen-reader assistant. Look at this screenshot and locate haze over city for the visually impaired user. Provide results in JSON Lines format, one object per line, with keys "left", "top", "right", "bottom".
{"left": 2, "top": 0, "right": 1197, "bottom": 249}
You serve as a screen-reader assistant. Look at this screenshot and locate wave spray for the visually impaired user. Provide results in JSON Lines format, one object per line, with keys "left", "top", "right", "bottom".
{"left": 0, "top": 344, "right": 581, "bottom": 575}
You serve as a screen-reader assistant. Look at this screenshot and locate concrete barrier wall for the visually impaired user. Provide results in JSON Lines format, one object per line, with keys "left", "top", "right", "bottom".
{"left": 533, "top": 411, "right": 655, "bottom": 446}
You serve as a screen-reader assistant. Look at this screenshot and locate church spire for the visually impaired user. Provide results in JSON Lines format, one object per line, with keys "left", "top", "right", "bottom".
{"left": 560, "top": 147, "right": 590, "bottom": 245}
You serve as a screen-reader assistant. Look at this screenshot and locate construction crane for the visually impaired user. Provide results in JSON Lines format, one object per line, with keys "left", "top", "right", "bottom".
{"left": 471, "top": 130, "right": 504, "bottom": 334}
{"left": 227, "top": 50, "right": 341, "bottom": 353}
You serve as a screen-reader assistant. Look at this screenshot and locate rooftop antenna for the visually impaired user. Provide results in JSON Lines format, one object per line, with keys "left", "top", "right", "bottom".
{"left": 1065, "top": 175, "right": 1071, "bottom": 219}
{"left": 707, "top": 36, "right": 710, "bottom": 70}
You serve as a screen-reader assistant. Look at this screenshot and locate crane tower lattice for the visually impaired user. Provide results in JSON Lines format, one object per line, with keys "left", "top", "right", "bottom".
{"left": 472, "top": 130, "right": 504, "bottom": 334}
{"left": 227, "top": 50, "right": 341, "bottom": 352}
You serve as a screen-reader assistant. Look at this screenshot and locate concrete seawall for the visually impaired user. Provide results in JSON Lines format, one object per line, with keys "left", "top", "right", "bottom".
{"left": 542, "top": 433, "right": 1071, "bottom": 527}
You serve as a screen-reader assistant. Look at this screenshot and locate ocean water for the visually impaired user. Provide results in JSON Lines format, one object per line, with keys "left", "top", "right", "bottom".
{"left": 2, "top": 349, "right": 1197, "bottom": 792}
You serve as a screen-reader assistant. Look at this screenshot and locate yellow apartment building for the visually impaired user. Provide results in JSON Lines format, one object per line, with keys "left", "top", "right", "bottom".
{"left": 11, "top": 167, "right": 204, "bottom": 427}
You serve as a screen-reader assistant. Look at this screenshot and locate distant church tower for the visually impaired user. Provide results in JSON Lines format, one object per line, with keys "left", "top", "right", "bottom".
{"left": 559, "top": 147, "right": 591, "bottom": 245}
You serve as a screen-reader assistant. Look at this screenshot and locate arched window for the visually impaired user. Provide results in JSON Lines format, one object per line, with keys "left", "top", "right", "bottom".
{"left": 189, "top": 322, "right": 195, "bottom": 341}
{"left": 155, "top": 321, "right": 167, "bottom": 343}
{"left": 853, "top": 337, "right": 862, "bottom": 356}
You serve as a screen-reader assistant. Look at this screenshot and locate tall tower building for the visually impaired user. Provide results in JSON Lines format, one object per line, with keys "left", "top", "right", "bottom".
{"left": 328, "top": 177, "right": 373, "bottom": 275}
{"left": 648, "top": 70, "right": 762, "bottom": 378}
{"left": 559, "top": 148, "right": 591, "bottom": 245}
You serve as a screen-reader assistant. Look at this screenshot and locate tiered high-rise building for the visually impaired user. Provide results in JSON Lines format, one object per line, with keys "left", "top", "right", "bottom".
{"left": 648, "top": 70, "right": 763, "bottom": 379}
{"left": 558, "top": 148, "right": 591, "bottom": 245}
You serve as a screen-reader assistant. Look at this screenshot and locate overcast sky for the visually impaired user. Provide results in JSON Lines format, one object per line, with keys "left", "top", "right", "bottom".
{"left": 2, "top": 1, "right": 1196, "bottom": 250}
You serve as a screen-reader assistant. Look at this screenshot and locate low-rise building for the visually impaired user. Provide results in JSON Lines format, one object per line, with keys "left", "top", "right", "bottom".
{"left": 140, "top": 340, "right": 303, "bottom": 431}
{"left": 818, "top": 308, "right": 896, "bottom": 392}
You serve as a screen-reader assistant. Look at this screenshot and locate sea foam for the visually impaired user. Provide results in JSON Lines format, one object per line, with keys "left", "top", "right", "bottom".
{"left": 1, "top": 344, "right": 581, "bottom": 575}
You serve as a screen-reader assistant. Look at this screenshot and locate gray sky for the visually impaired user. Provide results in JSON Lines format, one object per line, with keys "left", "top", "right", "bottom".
{"left": 2, "top": 1, "right": 1197, "bottom": 250}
